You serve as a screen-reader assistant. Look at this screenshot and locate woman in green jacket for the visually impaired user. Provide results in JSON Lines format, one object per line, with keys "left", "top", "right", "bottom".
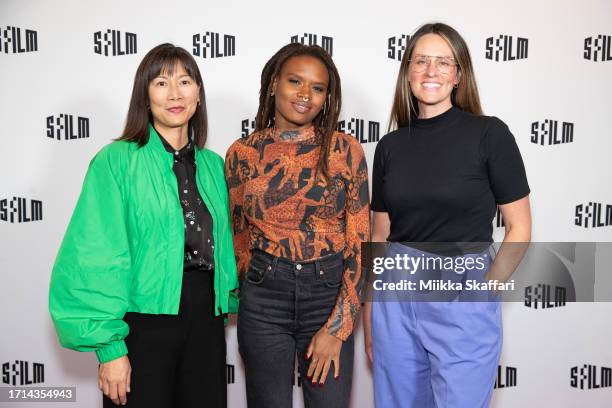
{"left": 49, "top": 44, "right": 238, "bottom": 408}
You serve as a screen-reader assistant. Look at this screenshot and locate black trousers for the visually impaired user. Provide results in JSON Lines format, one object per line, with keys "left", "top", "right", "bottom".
{"left": 238, "top": 250, "right": 354, "bottom": 408}
{"left": 103, "top": 270, "right": 226, "bottom": 408}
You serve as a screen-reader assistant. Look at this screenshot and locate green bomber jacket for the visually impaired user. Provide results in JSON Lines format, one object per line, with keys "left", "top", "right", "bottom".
{"left": 49, "top": 125, "right": 239, "bottom": 363}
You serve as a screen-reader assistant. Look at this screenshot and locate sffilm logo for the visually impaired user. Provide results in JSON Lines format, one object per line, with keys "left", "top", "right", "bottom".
{"left": 494, "top": 365, "right": 517, "bottom": 389}
{"left": 388, "top": 35, "right": 410, "bottom": 61}
{"left": 495, "top": 208, "right": 505, "bottom": 228}
{"left": 531, "top": 120, "right": 574, "bottom": 146}
{"left": 0, "top": 197, "right": 43, "bottom": 223}
{"left": 93, "top": 29, "right": 137, "bottom": 56}
{"left": 485, "top": 35, "right": 528, "bottom": 61}
{"left": 575, "top": 202, "right": 612, "bottom": 228}
{"left": 291, "top": 34, "right": 333, "bottom": 56}
{"left": 524, "top": 284, "right": 567, "bottom": 309}
{"left": 226, "top": 364, "right": 235, "bottom": 385}
{"left": 47, "top": 114, "right": 90, "bottom": 141}
{"left": 292, "top": 369, "right": 303, "bottom": 387}
{"left": 0, "top": 26, "right": 38, "bottom": 54}
{"left": 2, "top": 361, "right": 44, "bottom": 386}
{"left": 241, "top": 118, "right": 255, "bottom": 138}
{"left": 584, "top": 35, "right": 612, "bottom": 61}
{"left": 571, "top": 365, "right": 612, "bottom": 389}
{"left": 338, "top": 118, "right": 380, "bottom": 144}
{"left": 193, "top": 32, "right": 235, "bottom": 58}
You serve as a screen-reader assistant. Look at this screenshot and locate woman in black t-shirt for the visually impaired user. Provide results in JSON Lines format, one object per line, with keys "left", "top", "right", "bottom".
{"left": 364, "top": 23, "right": 531, "bottom": 408}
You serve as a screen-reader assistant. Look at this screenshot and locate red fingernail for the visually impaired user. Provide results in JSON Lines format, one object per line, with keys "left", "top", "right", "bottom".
{"left": 319, "top": 382, "right": 324, "bottom": 388}
{"left": 306, "top": 375, "right": 311, "bottom": 380}
{"left": 334, "top": 375, "right": 339, "bottom": 380}
{"left": 305, "top": 355, "right": 310, "bottom": 360}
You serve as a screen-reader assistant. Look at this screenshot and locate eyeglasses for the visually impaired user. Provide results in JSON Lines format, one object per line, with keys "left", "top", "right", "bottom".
{"left": 408, "top": 55, "right": 459, "bottom": 74}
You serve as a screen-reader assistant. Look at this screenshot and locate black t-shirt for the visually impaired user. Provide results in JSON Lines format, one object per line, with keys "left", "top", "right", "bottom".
{"left": 371, "top": 106, "right": 529, "bottom": 248}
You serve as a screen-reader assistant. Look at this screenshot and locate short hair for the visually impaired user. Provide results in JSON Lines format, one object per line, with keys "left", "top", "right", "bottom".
{"left": 118, "top": 43, "right": 208, "bottom": 148}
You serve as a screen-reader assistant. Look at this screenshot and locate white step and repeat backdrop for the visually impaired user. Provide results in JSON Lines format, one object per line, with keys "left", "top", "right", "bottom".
{"left": 1, "top": 0, "right": 612, "bottom": 406}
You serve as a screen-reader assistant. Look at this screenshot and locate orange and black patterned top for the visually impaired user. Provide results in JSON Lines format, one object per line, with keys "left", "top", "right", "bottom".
{"left": 225, "top": 126, "right": 370, "bottom": 341}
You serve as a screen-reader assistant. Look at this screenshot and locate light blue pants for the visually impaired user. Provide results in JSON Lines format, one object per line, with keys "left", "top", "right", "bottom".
{"left": 372, "top": 243, "right": 502, "bottom": 408}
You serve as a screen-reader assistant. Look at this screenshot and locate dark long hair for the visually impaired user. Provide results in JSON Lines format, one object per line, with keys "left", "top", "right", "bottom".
{"left": 255, "top": 43, "right": 341, "bottom": 181}
{"left": 389, "top": 22, "right": 483, "bottom": 131}
{"left": 117, "top": 43, "right": 208, "bottom": 148}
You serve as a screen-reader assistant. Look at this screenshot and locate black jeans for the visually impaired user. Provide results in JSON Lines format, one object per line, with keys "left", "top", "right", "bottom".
{"left": 238, "top": 250, "right": 354, "bottom": 408}
{"left": 103, "top": 270, "right": 226, "bottom": 408}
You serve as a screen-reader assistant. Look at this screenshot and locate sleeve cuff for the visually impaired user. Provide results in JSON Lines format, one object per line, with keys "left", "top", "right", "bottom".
{"left": 371, "top": 203, "right": 387, "bottom": 212}
{"left": 228, "top": 290, "right": 240, "bottom": 314}
{"left": 496, "top": 188, "right": 530, "bottom": 205}
{"left": 326, "top": 322, "right": 351, "bottom": 342}
{"left": 96, "top": 340, "right": 128, "bottom": 363}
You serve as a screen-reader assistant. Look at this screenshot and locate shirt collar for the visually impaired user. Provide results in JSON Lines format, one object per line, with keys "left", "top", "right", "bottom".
{"left": 153, "top": 125, "right": 194, "bottom": 159}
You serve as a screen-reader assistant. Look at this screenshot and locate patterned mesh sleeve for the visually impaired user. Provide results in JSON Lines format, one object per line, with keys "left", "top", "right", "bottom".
{"left": 225, "top": 144, "right": 252, "bottom": 282}
{"left": 325, "top": 139, "right": 370, "bottom": 341}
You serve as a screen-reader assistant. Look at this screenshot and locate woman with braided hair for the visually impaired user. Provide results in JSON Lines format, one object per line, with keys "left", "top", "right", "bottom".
{"left": 225, "top": 43, "right": 370, "bottom": 407}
